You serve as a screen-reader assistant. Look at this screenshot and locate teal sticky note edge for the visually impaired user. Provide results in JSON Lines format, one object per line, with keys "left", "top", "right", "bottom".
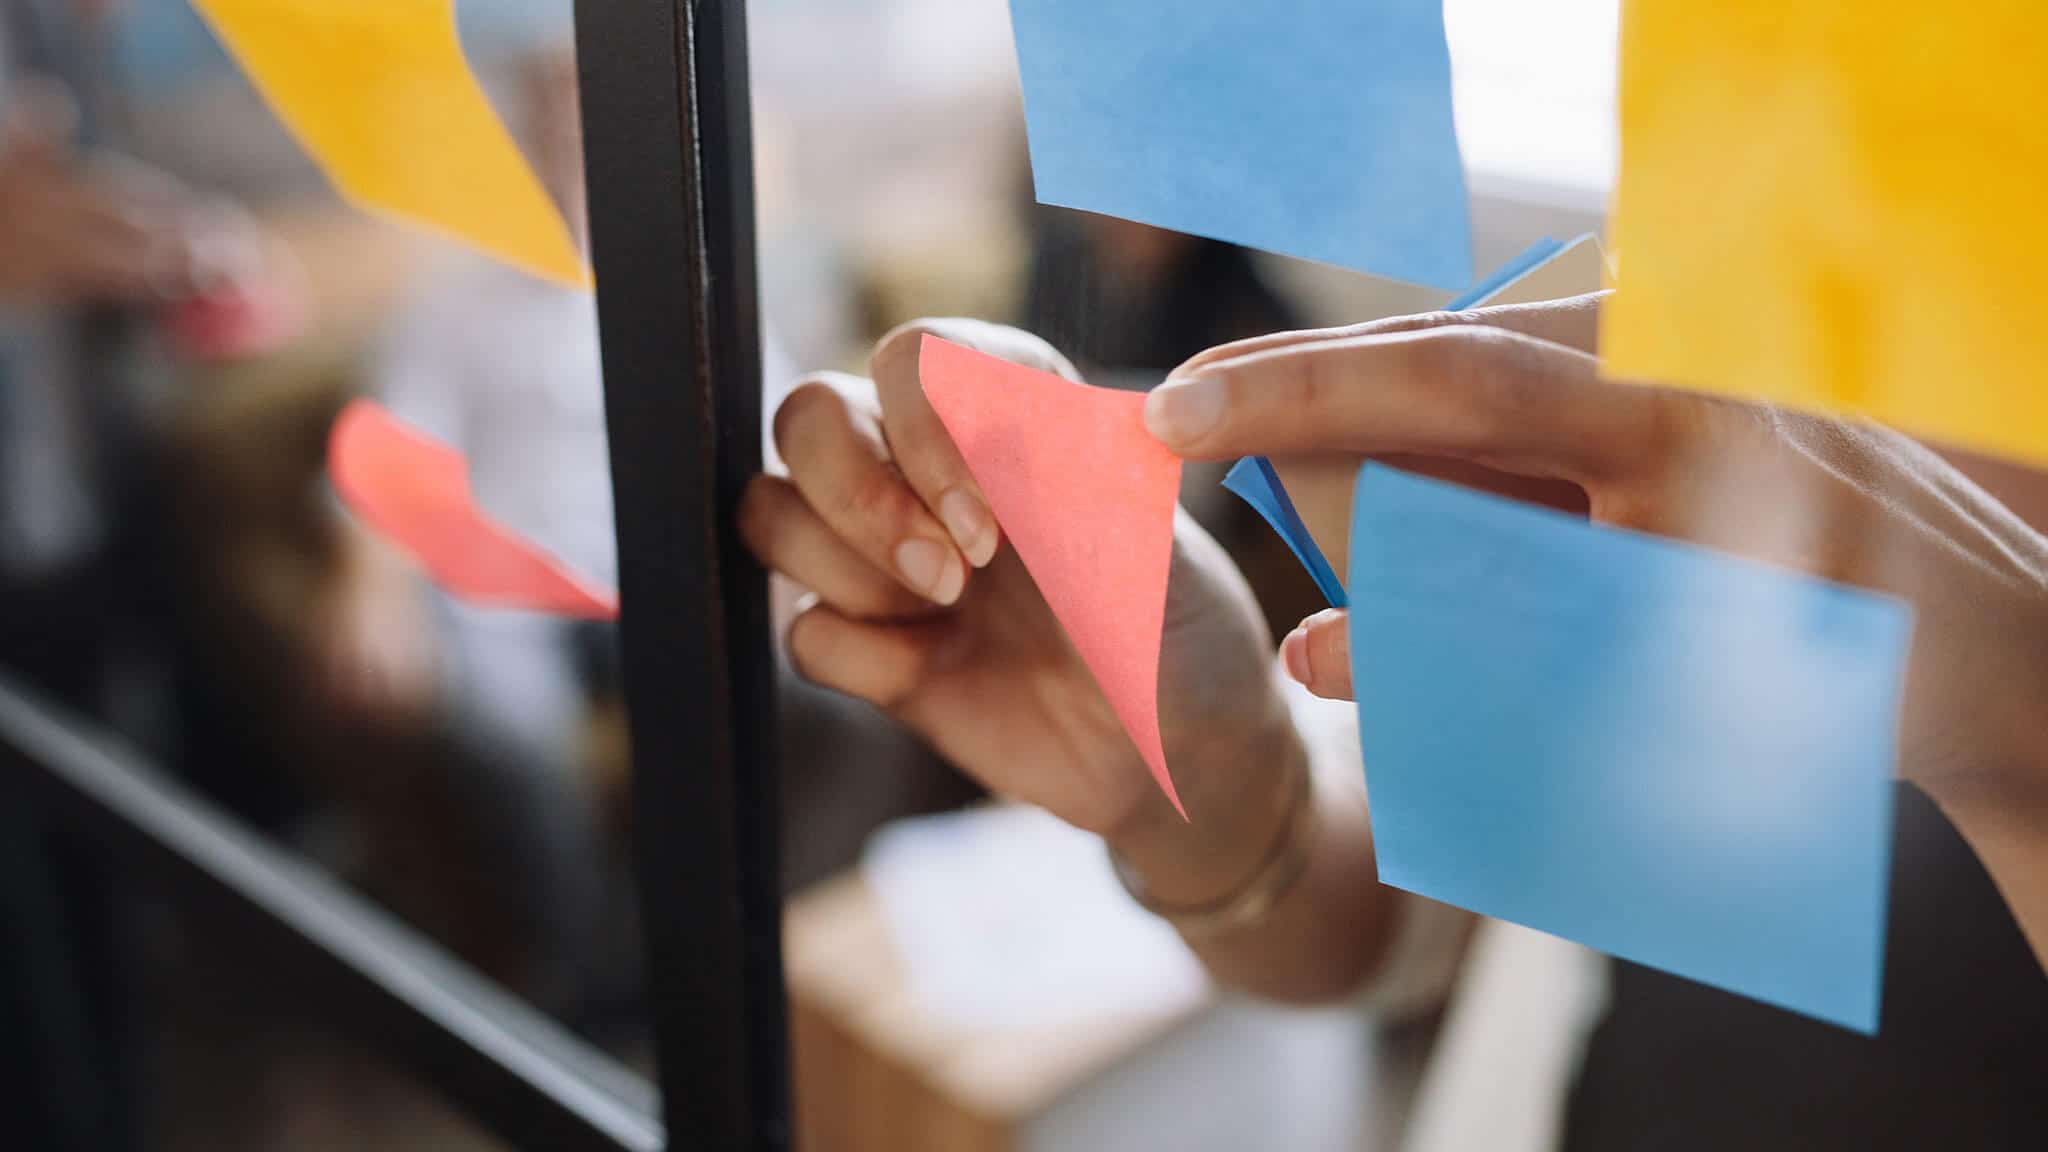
{"left": 1445, "top": 236, "right": 1569, "bottom": 309}
{"left": 1346, "top": 462, "right": 1910, "bottom": 1034}
{"left": 1220, "top": 237, "right": 1568, "bottom": 608}
{"left": 1223, "top": 457, "right": 1348, "bottom": 608}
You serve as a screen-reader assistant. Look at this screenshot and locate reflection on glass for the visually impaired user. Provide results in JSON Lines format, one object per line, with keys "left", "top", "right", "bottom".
{"left": 10, "top": 2, "right": 2044, "bottom": 1151}
{"left": 3, "top": 2, "right": 642, "bottom": 1147}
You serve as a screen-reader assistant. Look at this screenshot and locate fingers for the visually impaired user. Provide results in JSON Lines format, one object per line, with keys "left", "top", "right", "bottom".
{"left": 738, "top": 475, "right": 930, "bottom": 619}
{"left": 57, "top": 159, "right": 201, "bottom": 300}
{"left": 1280, "top": 609, "right": 1353, "bottom": 700}
{"left": 1482, "top": 293, "right": 1606, "bottom": 354}
{"left": 786, "top": 600, "right": 938, "bottom": 712}
{"left": 85, "top": 157, "right": 205, "bottom": 295}
{"left": 869, "top": 318, "right": 1081, "bottom": 568}
{"left": 1170, "top": 292, "right": 1607, "bottom": 381}
{"left": 1145, "top": 323, "right": 1655, "bottom": 486}
{"left": 772, "top": 373, "right": 968, "bottom": 606}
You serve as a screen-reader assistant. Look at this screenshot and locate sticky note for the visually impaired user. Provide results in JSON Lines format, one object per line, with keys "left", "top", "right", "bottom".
{"left": 1007, "top": 0, "right": 1472, "bottom": 290}
{"left": 328, "top": 400, "right": 618, "bottom": 619}
{"left": 191, "top": 0, "right": 587, "bottom": 287}
{"left": 1226, "top": 236, "right": 1597, "bottom": 603}
{"left": 1603, "top": 1, "right": 2048, "bottom": 467}
{"left": 1349, "top": 464, "right": 1909, "bottom": 1032}
{"left": 1444, "top": 237, "right": 1568, "bottom": 311}
{"left": 1223, "top": 457, "right": 1348, "bottom": 609}
{"left": 1484, "top": 233, "right": 1608, "bottom": 309}
{"left": 919, "top": 336, "right": 1186, "bottom": 816}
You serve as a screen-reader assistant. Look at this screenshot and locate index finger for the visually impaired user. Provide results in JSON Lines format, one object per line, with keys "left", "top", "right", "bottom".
{"left": 1169, "top": 292, "right": 1607, "bottom": 382}
{"left": 869, "top": 318, "right": 1083, "bottom": 568}
{"left": 1146, "top": 324, "right": 1656, "bottom": 488}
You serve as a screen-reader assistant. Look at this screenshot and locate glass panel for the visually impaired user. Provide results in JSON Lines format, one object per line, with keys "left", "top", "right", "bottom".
{"left": 0, "top": 3, "right": 648, "bottom": 1146}
{"left": 759, "top": 4, "right": 2048, "bottom": 1150}
{"left": 751, "top": 3, "right": 1623, "bottom": 1150}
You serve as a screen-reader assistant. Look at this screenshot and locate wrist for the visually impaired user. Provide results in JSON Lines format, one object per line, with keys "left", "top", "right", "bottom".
{"left": 1105, "top": 707, "right": 1307, "bottom": 908}
{"left": 1112, "top": 748, "right": 1317, "bottom": 938}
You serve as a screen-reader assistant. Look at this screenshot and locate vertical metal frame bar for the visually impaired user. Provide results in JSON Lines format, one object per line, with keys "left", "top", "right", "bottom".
{"left": 575, "top": 0, "right": 789, "bottom": 1147}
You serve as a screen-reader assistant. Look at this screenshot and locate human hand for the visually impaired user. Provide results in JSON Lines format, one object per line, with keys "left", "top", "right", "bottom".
{"left": 0, "top": 77, "right": 243, "bottom": 309}
{"left": 1147, "top": 294, "right": 2048, "bottom": 813}
{"left": 743, "top": 319, "right": 1307, "bottom": 900}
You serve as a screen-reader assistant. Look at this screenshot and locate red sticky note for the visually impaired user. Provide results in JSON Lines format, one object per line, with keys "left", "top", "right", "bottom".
{"left": 919, "top": 336, "right": 1186, "bottom": 817}
{"left": 327, "top": 399, "right": 619, "bottom": 619}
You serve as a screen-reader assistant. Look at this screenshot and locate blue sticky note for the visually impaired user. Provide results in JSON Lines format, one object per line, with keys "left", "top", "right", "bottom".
{"left": 1223, "top": 457, "right": 1348, "bottom": 608}
{"left": 1221, "top": 237, "right": 1567, "bottom": 606}
{"left": 1008, "top": 0, "right": 1472, "bottom": 289}
{"left": 1349, "top": 465, "right": 1910, "bottom": 1033}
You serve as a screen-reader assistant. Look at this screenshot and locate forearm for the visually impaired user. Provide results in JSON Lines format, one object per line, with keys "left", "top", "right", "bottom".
{"left": 1922, "top": 446, "right": 2048, "bottom": 969}
{"left": 1938, "top": 445, "right": 2048, "bottom": 534}
{"left": 333, "top": 509, "right": 420, "bottom": 589}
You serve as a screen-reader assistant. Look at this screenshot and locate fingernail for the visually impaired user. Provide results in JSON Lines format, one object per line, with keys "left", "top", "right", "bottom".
{"left": 1281, "top": 627, "right": 1312, "bottom": 685}
{"left": 1144, "top": 376, "right": 1225, "bottom": 446}
{"left": 939, "top": 487, "right": 996, "bottom": 568}
{"left": 895, "top": 537, "right": 964, "bottom": 605}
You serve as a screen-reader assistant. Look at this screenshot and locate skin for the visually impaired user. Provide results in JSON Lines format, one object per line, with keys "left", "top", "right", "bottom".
{"left": 316, "top": 520, "right": 439, "bottom": 725}
{"left": 1158, "top": 293, "right": 2048, "bottom": 974}
{"left": 0, "top": 81, "right": 178, "bottom": 306}
{"left": 747, "top": 319, "right": 1407, "bottom": 1002}
{"left": 316, "top": 49, "right": 584, "bottom": 724}
{"left": 746, "top": 298, "right": 2048, "bottom": 1003}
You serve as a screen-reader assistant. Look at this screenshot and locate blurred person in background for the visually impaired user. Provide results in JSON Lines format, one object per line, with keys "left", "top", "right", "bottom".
{"left": 319, "top": 14, "right": 974, "bottom": 1029}
{"left": 0, "top": 1, "right": 281, "bottom": 1148}
{"left": 316, "top": 29, "right": 636, "bottom": 1034}
{"left": 745, "top": 305, "right": 2048, "bottom": 1151}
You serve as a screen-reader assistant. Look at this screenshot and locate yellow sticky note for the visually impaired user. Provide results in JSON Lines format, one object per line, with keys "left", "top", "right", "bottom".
{"left": 192, "top": 0, "right": 588, "bottom": 288}
{"left": 1603, "top": 2, "right": 2048, "bottom": 466}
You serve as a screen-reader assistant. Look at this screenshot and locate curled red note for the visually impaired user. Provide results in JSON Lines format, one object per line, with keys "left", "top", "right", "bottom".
{"left": 919, "top": 336, "right": 1186, "bottom": 817}
{"left": 327, "top": 399, "right": 618, "bottom": 620}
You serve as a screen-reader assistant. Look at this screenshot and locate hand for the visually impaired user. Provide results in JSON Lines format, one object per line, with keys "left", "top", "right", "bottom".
{"left": 743, "top": 319, "right": 1307, "bottom": 901}
{"left": 0, "top": 78, "right": 207, "bottom": 307}
{"left": 1148, "top": 294, "right": 2048, "bottom": 961}
{"left": 314, "top": 532, "right": 440, "bottom": 725}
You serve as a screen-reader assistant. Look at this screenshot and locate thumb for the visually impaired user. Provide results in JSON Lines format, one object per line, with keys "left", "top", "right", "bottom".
{"left": 1281, "top": 609, "right": 1354, "bottom": 701}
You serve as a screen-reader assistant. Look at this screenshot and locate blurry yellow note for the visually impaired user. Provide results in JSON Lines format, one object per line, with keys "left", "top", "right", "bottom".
{"left": 1603, "top": 2, "right": 2048, "bottom": 466}
{"left": 192, "top": 0, "right": 588, "bottom": 288}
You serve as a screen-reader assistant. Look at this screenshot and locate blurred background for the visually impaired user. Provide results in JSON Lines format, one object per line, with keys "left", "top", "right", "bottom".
{"left": 0, "top": 0, "right": 1618, "bottom": 1149}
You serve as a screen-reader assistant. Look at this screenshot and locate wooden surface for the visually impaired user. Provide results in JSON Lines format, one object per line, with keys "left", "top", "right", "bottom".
{"left": 784, "top": 871, "right": 1204, "bottom": 1152}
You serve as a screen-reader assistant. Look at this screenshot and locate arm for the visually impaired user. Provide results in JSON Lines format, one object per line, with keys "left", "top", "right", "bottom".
{"left": 740, "top": 319, "right": 1427, "bottom": 1005}
{"left": 1930, "top": 448, "right": 2048, "bottom": 965}
{"left": 313, "top": 510, "right": 438, "bottom": 725}
{"left": 1147, "top": 299, "right": 2048, "bottom": 971}
{"left": 0, "top": 78, "right": 189, "bottom": 308}
{"left": 1941, "top": 446, "right": 2048, "bottom": 534}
